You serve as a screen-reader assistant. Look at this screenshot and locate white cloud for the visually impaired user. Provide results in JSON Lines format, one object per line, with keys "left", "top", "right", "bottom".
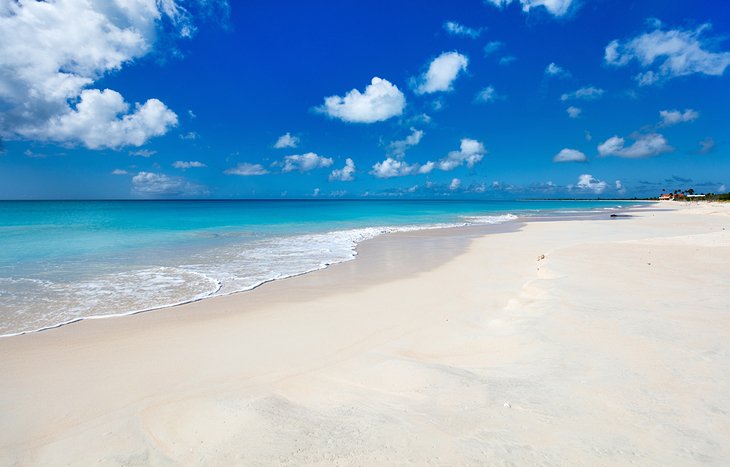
{"left": 312, "top": 188, "right": 320, "bottom": 197}
{"left": 484, "top": 0, "right": 574, "bottom": 17}
{"left": 173, "top": 160, "right": 206, "bottom": 169}
{"left": 371, "top": 158, "right": 434, "bottom": 178}
{"left": 317, "top": 77, "right": 405, "bottom": 123}
{"left": 545, "top": 62, "right": 570, "bottom": 77}
{"left": 129, "top": 149, "right": 157, "bottom": 158}
{"left": 24, "top": 149, "right": 46, "bottom": 159}
{"left": 443, "top": 21, "right": 483, "bottom": 38}
{"left": 635, "top": 71, "right": 659, "bottom": 86}
{"left": 388, "top": 128, "right": 424, "bottom": 158}
{"left": 575, "top": 174, "right": 607, "bottom": 194}
{"left": 698, "top": 137, "right": 715, "bottom": 154}
{"left": 419, "top": 161, "right": 435, "bottom": 174}
{"left": 615, "top": 180, "right": 626, "bottom": 194}
{"left": 281, "top": 152, "right": 334, "bottom": 172}
{"left": 111, "top": 169, "right": 128, "bottom": 175}
{"left": 598, "top": 133, "right": 673, "bottom": 159}
{"left": 560, "top": 86, "right": 604, "bottom": 101}
{"left": 18, "top": 89, "right": 177, "bottom": 149}
{"left": 0, "top": 1, "right": 202, "bottom": 148}
{"left": 132, "top": 171, "right": 205, "bottom": 197}
{"left": 274, "top": 132, "right": 299, "bottom": 149}
{"left": 180, "top": 131, "right": 198, "bottom": 140}
{"left": 483, "top": 41, "right": 504, "bottom": 56}
{"left": 224, "top": 163, "right": 268, "bottom": 176}
{"left": 476, "top": 85, "right": 498, "bottom": 103}
{"left": 329, "top": 158, "right": 356, "bottom": 181}
{"left": 408, "top": 113, "right": 432, "bottom": 125}
{"left": 449, "top": 178, "right": 462, "bottom": 190}
{"left": 659, "top": 109, "right": 699, "bottom": 126}
{"left": 499, "top": 56, "right": 517, "bottom": 66}
{"left": 566, "top": 106, "right": 582, "bottom": 118}
{"left": 412, "top": 52, "right": 469, "bottom": 95}
{"left": 438, "top": 138, "right": 486, "bottom": 171}
{"left": 431, "top": 97, "right": 445, "bottom": 112}
{"left": 605, "top": 24, "right": 730, "bottom": 85}
{"left": 553, "top": 148, "right": 586, "bottom": 162}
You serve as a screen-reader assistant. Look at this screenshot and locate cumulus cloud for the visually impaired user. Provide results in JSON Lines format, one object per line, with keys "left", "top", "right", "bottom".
{"left": 172, "top": 160, "right": 206, "bottom": 169}
{"left": 443, "top": 21, "right": 483, "bottom": 38}
{"left": 371, "top": 158, "right": 434, "bottom": 178}
{"left": 449, "top": 178, "right": 462, "bottom": 190}
{"left": 575, "top": 174, "right": 607, "bottom": 194}
{"left": 19, "top": 89, "right": 177, "bottom": 149}
{"left": 484, "top": 0, "right": 574, "bottom": 17}
{"left": 483, "top": 41, "right": 504, "bottom": 56}
{"left": 605, "top": 23, "right": 730, "bottom": 85}
{"left": 615, "top": 180, "right": 626, "bottom": 194}
{"left": 281, "top": 152, "right": 334, "bottom": 172}
{"left": 412, "top": 52, "right": 469, "bottom": 95}
{"left": 598, "top": 133, "right": 673, "bottom": 159}
{"left": 0, "top": 1, "right": 226, "bottom": 148}
{"left": 659, "top": 109, "right": 699, "bottom": 126}
{"left": 566, "top": 106, "right": 582, "bottom": 118}
{"left": 545, "top": 62, "right": 570, "bottom": 77}
{"left": 317, "top": 77, "right": 405, "bottom": 123}
{"left": 438, "top": 138, "right": 486, "bottom": 171}
{"left": 553, "top": 148, "right": 586, "bottom": 162}
{"left": 560, "top": 86, "right": 604, "bottom": 101}
{"left": 224, "top": 162, "right": 268, "bottom": 176}
{"left": 274, "top": 132, "right": 299, "bottom": 149}
{"left": 476, "top": 86, "right": 498, "bottom": 103}
{"left": 132, "top": 171, "right": 206, "bottom": 197}
{"left": 329, "top": 158, "right": 356, "bottom": 181}
{"left": 388, "top": 128, "right": 424, "bottom": 158}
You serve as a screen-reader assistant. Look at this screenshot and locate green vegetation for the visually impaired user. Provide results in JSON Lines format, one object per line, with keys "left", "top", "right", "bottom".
{"left": 660, "top": 187, "right": 730, "bottom": 201}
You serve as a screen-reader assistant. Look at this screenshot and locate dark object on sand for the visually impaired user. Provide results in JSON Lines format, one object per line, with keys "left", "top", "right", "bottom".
{"left": 610, "top": 214, "right": 632, "bottom": 218}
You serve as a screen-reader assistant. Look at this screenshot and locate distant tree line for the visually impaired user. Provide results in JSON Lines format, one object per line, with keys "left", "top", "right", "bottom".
{"left": 662, "top": 187, "right": 730, "bottom": 201}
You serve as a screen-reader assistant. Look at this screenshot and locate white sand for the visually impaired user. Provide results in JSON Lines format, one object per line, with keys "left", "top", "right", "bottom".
{"left": 1, "top": 202, "right": 729, "bottom": 465}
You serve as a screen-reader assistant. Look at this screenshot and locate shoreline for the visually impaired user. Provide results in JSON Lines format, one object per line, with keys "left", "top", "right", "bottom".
{"left": 2, "top": 201, "right": 729, "bottom": 464}
{"left": 0, "top": 205, "right": 627, "bottom": 339}
{"left": 0, "top": 217, "right": 521, "bottom": 339}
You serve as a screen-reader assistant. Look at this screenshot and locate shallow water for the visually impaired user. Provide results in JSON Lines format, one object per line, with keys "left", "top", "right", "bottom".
{"left": 0, "top": 199, "right": 633, "bottom": 335}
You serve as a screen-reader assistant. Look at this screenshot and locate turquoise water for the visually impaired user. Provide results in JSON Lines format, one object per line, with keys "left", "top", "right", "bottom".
{"left": 0, "top": 200, "right": 634, "bottom": 335}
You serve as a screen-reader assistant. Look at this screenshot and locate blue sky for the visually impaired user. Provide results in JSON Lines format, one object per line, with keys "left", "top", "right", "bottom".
{"left": 0, "top": 0, "right": 728, "bottom": 199}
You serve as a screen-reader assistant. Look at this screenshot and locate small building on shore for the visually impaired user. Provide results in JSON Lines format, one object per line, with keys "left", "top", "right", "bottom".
{"left": 659, "top": 193, "right": 701, "bottom": 200}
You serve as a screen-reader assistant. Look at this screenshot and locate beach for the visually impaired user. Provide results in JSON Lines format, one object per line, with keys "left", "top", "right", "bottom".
{"left": 1, "top": 201, "right": 729, "bottom": 465}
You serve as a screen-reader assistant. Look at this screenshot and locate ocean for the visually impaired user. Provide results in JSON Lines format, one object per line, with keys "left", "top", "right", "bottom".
{"left": 0, "top": 199, "right": 634, "bottom": 336}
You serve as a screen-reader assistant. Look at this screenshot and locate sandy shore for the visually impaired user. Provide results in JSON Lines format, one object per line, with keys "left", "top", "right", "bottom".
{"left": 1, "top": 202, "right": 729, "bottom": 465}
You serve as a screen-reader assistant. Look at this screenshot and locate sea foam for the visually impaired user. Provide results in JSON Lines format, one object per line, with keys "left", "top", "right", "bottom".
{"left": 0, "top": 214, "right": 517, "bottom": 337}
